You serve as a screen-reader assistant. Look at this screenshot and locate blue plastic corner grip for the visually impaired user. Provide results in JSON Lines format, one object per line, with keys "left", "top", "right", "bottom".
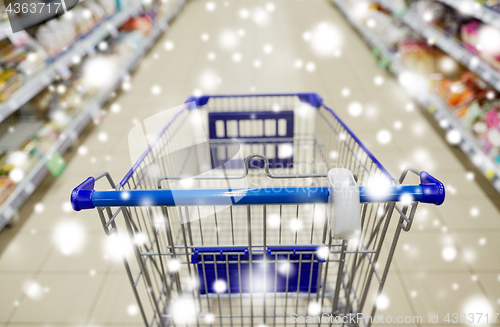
{"left": 419, "top": 171, "right": 445, "bottom": 205}
{"left": 185, "top": 95, "right": 210, "bottom": 107}
{"left": 71, "top": 177, "right": 96, "bottom": 211}
{"left": 298, "top": 93, "right": 323, "bottom": 108}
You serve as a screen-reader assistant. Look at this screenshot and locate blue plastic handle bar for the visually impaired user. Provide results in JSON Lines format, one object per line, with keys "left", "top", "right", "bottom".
{"left": 71, "top": 171, "right": 445, "bottom": 211}
{"left": 185, "top": 92, "right": 324, "bottom": 108}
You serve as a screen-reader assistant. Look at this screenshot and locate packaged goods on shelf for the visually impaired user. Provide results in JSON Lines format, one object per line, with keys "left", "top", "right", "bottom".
{"left": 35, "top": 19, "right": 77, "bottom": 56}
{"left": 346, "top": 0, "right": 500, "bottom": 171}
{"left": 98, "top": 0, "right": 117, "bottom": 15}
{"left": 408, "top": 0, "right": 500, "bottom": 72}
{"left": 367, "top": 10, "right": 412, "bottom": 51}
{"left": 429, "top": 71, "right": 500, "bottom": 165}
{"left": 460, "top": 20, "right": 500, "bottom": 71}
{"left": 34, "top": 0, "right": 115, "bottom": 57}
{"left": 120, "top": 15, "right": 154, "bottom": 35}
{"left": 0, "top": 15, "right": 7, "bottom": 26}
{"left": 0, "top": 0, "right": 6, "bottom": 22}
{"left": 0, "top": 177, "right": 14, "bottom": 204}
{"left": 0, "top": 68, "right": 22, "bottom": 102}
{"left": 121, "top": 0, "right": 140, "bottom": 11}
{"left": 463, "top": 102, "right": 500, "bottom": 165}
{"left": 410, "top": 0, "right": 473, "bottom": 38}
{"left": 441, "top": 6, "right": 473, "bottom": 38}
{"left": 82, "top": 0, "right": 107, "bottom": 22}
{"left": 357, "top": 4, "right": 413, "bottom": 51}
{"left": 0, "top": 0, "right": 119, "bottom": 104}
{"left": 400, "top": 40, "right": 443, "bottom": 76}
{"left": 406, "top": 0, "right": 500, "bottom": 169}
{"left": 430, "top": 72, "right": 489, "bottom": 110}
{"left": 0, "top": 117, "right": 45, "bottom": 186}
{"left": 0, "top": 37, "right": 48, "bottom": 101}
{"left": 0, "top": 37, "right": 48, "bottom": 72}
{"left": 461, "top": 20, "right": 480, "bottom": 54}
{"left": 414, "top": 0, "right": 446, "bottom": 24}
{"left": 0, "top": 12, "right": 158, "bottom": 206}
{"left": 476, "top": 0, "right": 500, "bottom": 13}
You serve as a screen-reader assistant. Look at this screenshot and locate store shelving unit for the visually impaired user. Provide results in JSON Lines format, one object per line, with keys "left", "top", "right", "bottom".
{"left": 373, "top": 0, "right": 500, "bottom": 92}
{"left": 331, "top": 0, "right": 500, "bottom": 193}
{"left": 0, "top": 0, "right": 186, "bottom": 231}
{"left": 436, "top": 0, "right": 500, "bottom": 30}
{"left": 0, "top": 21, "right": 12, "bottom": 41}
{"left": 0, "top": 4, "right": 142, "bottom": 121}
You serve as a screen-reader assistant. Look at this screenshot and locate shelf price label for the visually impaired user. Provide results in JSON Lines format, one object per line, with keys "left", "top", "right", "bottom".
{"left": 4, "top": 0, "right": 79, "bottom": 33}
{"left": 107, "top": 23, "right": 119, "bottom": 38}
{"left": 395, "top": 3, "right": 407, "bottom": 18}
{"left": 6, "top": 30, "right": 30, "bottom": 46}
{"left": 371, "top": 47, "right": 381, "bottom": 58}
{"left": 378, "top": 57, "right": 390, "bottom": 70}
{"left": 484, "top": 168, "right": 495, "bottom": 180}
{"left": 45, "top": 151, "right": 67, "bottom": 177}
{"left": 56, "top": 65, "right": 71, "bottom": 80}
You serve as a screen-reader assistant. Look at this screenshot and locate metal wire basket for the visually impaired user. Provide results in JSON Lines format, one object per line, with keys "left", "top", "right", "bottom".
{"left": 71, "top": 93, "right": 445, "bottom": 327}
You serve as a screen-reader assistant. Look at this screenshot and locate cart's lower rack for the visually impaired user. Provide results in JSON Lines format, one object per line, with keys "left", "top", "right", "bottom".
{"left": 331, "top": 0, "right": 500, "bottom": 194}
{"left": 0, "top": 0, "right": 187, "bottom": 232}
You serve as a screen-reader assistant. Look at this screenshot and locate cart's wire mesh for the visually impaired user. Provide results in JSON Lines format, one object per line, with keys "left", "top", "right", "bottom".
{"left": 95, "top": 95, "right": 417, "bottom": 327}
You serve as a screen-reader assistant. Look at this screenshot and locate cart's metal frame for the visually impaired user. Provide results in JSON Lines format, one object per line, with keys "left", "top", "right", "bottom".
{"left": 72, "top": 93, "right": 444, "bottom": 327}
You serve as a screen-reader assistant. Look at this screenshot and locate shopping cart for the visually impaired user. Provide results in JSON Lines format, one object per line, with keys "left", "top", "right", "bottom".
{"left": 71, "top": 93, "right": 445, "bottom": 327}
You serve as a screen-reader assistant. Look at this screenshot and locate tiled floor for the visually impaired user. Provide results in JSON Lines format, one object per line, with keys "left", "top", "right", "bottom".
{"left": 1, "top": 0, "right": 500, "bottom": 326}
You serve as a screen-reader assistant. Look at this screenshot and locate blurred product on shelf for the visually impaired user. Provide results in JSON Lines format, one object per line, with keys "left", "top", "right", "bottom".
{"left": 412, "top": 1, "right": 473, "bottom": 37}
{"left": 120, "top": 15, "right": 154, "bottom": 35}
{"left": 0, "top": 37, "right": 48, "bottom": 101}
{"left": 0, "top": 3, "right": 7, "bottom": 24}
{"left": 400, "top": 40, "right": 443, "bottom": 76}
{"left": 430, "top": 72, "right": 488, "bottom": 109}
{"left": 461, "top": 20, "right": 480, "bottom": 54}
{"left": 415, "top": 0, "right": 446, "bottom": 24}
{"left": 348, "top": 0, "right": 500, "bottom": 173}
{"left": 0, "top": 8, "right": 157, "bottom": 206}
{"left": 35, "top": 0, "right": 116, "bottom": 56}
{"left": 461, "top": 20, "right": 500, "bottom": 71}
{"left": 430, "top": 72, "right": 500, "bottom": 165}
{"left": 0, "top": 177, "right": 14, "bottom": 204}
{"left": 0, "top": 0, "right": 185, "bottom": 232}
{"left": 408, "top": 0, "right": 500, "bottom": 73}
{"left": 119, "top": 0, "right": 140, "bottom": 11}
{"left": 0, "top": 66, "right": 22, "bottom": 102}
{"left": 365, "top": 3, "right": 411, "bottom": 51}
{"left": 0, "top": 0, "right": 117, "bottom": 104}
{"left": 477, "top": 0, "right": 500, "bottom": 12}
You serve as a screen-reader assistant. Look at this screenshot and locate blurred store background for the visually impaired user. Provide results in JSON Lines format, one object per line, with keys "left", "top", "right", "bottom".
{"left": 0, "top": 0, "right": 499, "bottom": 326}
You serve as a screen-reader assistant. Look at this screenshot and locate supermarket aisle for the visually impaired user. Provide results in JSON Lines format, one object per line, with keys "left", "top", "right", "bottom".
{"left": 0, "top": 0, "right": 499, "bottom": 326}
